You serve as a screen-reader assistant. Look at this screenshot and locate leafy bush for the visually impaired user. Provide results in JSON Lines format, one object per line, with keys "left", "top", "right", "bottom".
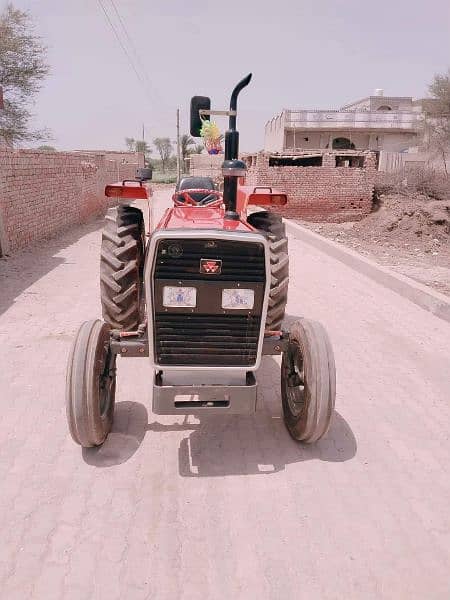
{"left": 151, "top": 170, "right": 178, "bottom": 184}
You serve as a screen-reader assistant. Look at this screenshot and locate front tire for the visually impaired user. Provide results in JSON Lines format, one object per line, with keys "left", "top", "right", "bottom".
{"left": 281, "top": 318, "right": 335, "bottom": 443}
{"left": 66, "top": 320, "right": 116, "bottom": 447}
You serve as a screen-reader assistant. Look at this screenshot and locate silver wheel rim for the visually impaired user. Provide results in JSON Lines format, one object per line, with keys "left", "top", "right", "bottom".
{"left": 98, "top": 344, "right": 116, "bottom": 417}
{"left": 286, "top": 344, "right": 307, "bottom": 418}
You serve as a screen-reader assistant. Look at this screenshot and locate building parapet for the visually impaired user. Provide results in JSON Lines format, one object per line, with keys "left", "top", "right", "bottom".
{"left": 284, "top": 110, "right": 418, "bottom": 131}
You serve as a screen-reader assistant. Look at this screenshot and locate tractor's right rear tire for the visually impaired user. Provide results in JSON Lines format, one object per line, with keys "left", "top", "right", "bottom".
{"left": 100, "top": 205, "right": 145, "bottom": 331}
{"left": 247, "top": 211, "right": 289, "bottom": 330}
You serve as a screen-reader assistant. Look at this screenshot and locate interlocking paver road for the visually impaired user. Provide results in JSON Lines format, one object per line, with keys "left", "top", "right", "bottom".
{"left": 0, "top": 188, "right": 449, "bottom": 600}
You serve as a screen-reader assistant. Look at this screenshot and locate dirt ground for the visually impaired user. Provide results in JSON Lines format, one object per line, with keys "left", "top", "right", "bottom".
{"left": 1, "top": 188, "right": 450, "bottom": 598}
{"left": 299, "top": 193, "right": 450, "bottom": 296}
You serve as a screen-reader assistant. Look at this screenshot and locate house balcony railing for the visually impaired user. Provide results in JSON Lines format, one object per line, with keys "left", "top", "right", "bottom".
{"left": 284, "top": 110, "right": 419, "bottom": 131}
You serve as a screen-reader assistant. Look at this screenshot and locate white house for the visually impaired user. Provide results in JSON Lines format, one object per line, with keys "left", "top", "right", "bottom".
{"left": 264, "top": 89, "right": 422, "bottom": 154}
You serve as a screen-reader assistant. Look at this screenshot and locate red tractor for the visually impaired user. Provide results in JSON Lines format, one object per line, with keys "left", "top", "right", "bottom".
{"left": 66, "top": 74, "right": 335, "bottom": 448}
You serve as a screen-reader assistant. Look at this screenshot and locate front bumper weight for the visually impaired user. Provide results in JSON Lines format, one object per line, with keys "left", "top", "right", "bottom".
{"left": 110, "top": 336, "right": 149, "bottom": 357}
{"left": 152, "top": 371, "right": 257, "bottom": 415}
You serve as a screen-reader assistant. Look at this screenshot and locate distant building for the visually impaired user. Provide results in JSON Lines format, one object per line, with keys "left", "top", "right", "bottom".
{"left": 265, "top": 89, "right": 422, "bottom": 154}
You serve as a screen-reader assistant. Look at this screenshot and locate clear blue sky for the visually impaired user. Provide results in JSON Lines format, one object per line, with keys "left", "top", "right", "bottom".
{"left": 8, "top": 0, "right": 450, "bottom": 152}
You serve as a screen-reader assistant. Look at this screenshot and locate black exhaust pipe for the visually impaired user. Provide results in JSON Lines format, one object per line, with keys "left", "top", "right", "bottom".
{"left": 223, "top": 73, "right": 252, "bottom": 220}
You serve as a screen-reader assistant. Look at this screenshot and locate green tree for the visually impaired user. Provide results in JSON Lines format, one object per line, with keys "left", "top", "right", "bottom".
{"left": 37, "top": 144, "right": 56, "bottom": 152}
{"left": 124, "top": 137, "right": 152, "bottom": 165}
{"left": 180, "top": 134, "right": 204, "bottom": 172}
{"left": 125, "top": 137, "right": 136, "bottom": 152}
{"left": 423, "top": 69, "right": 450, "bottom": 176}
{"left": 135, "top": 140, "right": 152, "bottom": 165}
{"left": 429, "top": 69, "right": 450, "bottom": 115}
{"left": 153, "top": 137, "right": 173, "bottom": 172}
{"left": 180, "top": 134, "right": 194, "bottom": 172}
{"left": 0, "top": 3, "right": 49, "bottom": 145}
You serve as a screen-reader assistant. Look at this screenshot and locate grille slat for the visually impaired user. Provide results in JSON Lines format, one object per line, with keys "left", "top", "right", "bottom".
{"left": 154, "top": 314, "right": 261, "bottom": 366}
{"left": 155, "top": 239, "right": 265, "bottom": 281}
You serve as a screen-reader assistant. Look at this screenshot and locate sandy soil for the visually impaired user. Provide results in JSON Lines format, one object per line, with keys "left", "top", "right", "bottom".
{"left": 298, "top": 193, "right": 450, "bottom": 296}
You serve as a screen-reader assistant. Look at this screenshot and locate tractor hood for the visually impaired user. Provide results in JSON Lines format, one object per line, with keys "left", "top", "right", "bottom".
{"left": 156, "top": 206, "right": 254, "bottom": 232}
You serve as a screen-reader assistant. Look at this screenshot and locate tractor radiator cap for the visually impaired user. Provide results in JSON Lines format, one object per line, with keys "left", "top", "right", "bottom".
{"left": 221, "top": 159, "right": 247, "bottom": 177}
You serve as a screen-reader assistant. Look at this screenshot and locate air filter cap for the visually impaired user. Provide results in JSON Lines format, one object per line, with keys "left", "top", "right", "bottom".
{"left": 222, "top": 159, "right": 247, "bottom": 177}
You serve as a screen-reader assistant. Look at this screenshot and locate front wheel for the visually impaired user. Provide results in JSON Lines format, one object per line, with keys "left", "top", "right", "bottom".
{"left": 66, "top": 320, "right": 116, "bottom": 447}
{"left": 281, "top": 318, "right": 335, "bottom": 443}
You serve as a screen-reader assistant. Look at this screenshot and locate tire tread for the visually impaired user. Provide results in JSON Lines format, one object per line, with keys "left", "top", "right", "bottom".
{"left": 247, "top": 211, "right": 289, "bottom": 330}
{"left": 100, "top": 206, "right": 144, "bottom": 330}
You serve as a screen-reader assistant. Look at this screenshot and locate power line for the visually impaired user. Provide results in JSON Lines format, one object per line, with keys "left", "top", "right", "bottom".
{"left": 108, "top": 0, "right": 141, "bottom": 67}
{"left": 96, "top": 0, "right": 155, "bottom": 106}
{"left": 107, "top": 0, "right": 164, "bottom": 107}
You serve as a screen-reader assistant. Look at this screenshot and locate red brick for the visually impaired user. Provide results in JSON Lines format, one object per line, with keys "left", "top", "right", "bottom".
{"left": 0, "top": 149, "right": 144, "bottom": 254}
{"left": 243, "top": 151, "right": 377, "bottom": 222}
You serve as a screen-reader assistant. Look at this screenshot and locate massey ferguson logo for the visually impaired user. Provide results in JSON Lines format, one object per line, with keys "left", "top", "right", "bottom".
{"left": 200, "top": 258, "right": 222, "bottom": 274}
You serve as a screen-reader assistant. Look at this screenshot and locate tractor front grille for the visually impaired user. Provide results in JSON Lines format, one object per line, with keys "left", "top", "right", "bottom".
{"left": 154, "top": 313, "right": 261, "bottom": 366}
{"left": 154, "top": 238, "right": 265, "bottom": 282}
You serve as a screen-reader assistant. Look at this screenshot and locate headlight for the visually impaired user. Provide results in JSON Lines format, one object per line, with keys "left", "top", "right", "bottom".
{"left": 221, "top": 288, "right": 255, "bottom": 310}
{"left": 163, "top": 286, "right": 197, "bottom": 308}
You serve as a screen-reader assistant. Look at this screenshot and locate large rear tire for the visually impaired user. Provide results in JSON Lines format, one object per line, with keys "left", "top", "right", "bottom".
{"left": 100, "top": 205, "right": 145, "bottom": 331}
{"left": 66, "top": 320, "right": 116, "bottom": 447}
{"left": 247, "top": 211, "right": 289, "bottom": 330}
{"left": 281, "top": 318, "right": 335, "bottom": 443}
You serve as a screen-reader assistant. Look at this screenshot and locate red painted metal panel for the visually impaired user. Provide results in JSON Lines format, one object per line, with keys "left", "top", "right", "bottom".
{"left": 237, "top": 185, "right": 287, "bottom": 213}
{"left": 105, "top": 181, "right": 149, "bottom": 200}
{"left": 155, "top": 206, "right": 253, "bottom": 232}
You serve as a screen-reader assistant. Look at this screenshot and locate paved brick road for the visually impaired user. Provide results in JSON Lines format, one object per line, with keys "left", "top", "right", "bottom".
{"left": 0, "top": 189, "right": 449, "bottom": 599}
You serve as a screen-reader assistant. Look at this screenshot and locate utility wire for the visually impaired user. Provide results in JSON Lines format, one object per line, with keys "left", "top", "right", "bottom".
{"left": 96, "top": 0, "right": 156, "bottom": 106}
{"left": 107, "top": 0, "right": 164, "bottom": 107}
{"left": 108, "top": 0, "right": 141, "bottom": 68}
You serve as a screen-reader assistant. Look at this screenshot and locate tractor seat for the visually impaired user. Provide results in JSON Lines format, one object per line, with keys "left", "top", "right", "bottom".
{"left": 175, "top": 176, "right": 216, "bottom": 204}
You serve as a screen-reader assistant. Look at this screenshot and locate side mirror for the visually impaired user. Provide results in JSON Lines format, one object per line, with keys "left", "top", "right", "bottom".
{"left": 190, "top": 95, "right": 210, "bottom": 137}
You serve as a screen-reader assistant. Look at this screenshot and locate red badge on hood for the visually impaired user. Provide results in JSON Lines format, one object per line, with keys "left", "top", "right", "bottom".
{"left": 200, "top": 258, "right": 222, "bottom": 274}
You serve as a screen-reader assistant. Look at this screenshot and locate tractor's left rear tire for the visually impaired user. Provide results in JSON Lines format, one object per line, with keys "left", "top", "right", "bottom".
{"left": 281, "top": 318, "right": 335, "bottom": 443}
{"left": 66, "top": 319, "right": 116, "bottom": 447}
{"left": 247, "top": 211, "right": 289, "bottom": 331}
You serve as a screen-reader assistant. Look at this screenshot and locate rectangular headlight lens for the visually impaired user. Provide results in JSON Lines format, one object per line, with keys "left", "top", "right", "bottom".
{"left": 163, "top": 286, "right": 197, "bottom": 308}
{"left": 221, "top": 288, "right": 255, "bottom": 310}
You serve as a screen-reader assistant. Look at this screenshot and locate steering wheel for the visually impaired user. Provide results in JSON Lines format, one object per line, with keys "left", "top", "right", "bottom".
{"left": 172, "top": 189, "right": 222, "bottom": 207}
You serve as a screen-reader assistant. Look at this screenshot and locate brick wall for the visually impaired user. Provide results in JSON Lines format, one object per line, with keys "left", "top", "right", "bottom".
{"left": 189, "top": 153, "right": 223, "bottom": 182}
{"left": 0, "top": 149, "right": 144, "bottom": 255}
{"left": 244, "top": 151, "right": 377, "bottom": 222}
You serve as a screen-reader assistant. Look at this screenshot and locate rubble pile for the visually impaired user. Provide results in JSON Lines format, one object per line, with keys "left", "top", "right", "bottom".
{"left": 351, "top": 193, "right": 450, "bottom": 252}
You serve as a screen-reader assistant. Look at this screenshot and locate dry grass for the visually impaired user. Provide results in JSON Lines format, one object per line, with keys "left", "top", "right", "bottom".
{"left": 374, "top": 167, "right": 450, "bottom": 202}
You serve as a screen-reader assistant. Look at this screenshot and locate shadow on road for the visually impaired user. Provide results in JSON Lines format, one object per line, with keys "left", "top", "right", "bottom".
{"left": 0, "top": 219, "right": 103, "bottom": 317}
{"left": 177, "top": 411, "right": 355, "bottom": 477}
{"left": 82, "top": 400, "right": 148, "bottom": 467}
{"left": 83, "top": 357, "right": 356, "bottom": 474}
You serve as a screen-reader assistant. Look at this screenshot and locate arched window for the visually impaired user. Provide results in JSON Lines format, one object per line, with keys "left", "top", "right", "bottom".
{"left": 332, "top": 137, "right": 354, "bottom": 150}
{"left": 377, "top": 105, "right": 392, "bottom": 111}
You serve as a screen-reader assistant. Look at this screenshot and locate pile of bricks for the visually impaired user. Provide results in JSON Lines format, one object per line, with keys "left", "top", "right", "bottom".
{"left": 243, "top": 151, "right": 377, "bottom": 222}
{"left": 0, "top": 149, "right": 143, "bottom": 255}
